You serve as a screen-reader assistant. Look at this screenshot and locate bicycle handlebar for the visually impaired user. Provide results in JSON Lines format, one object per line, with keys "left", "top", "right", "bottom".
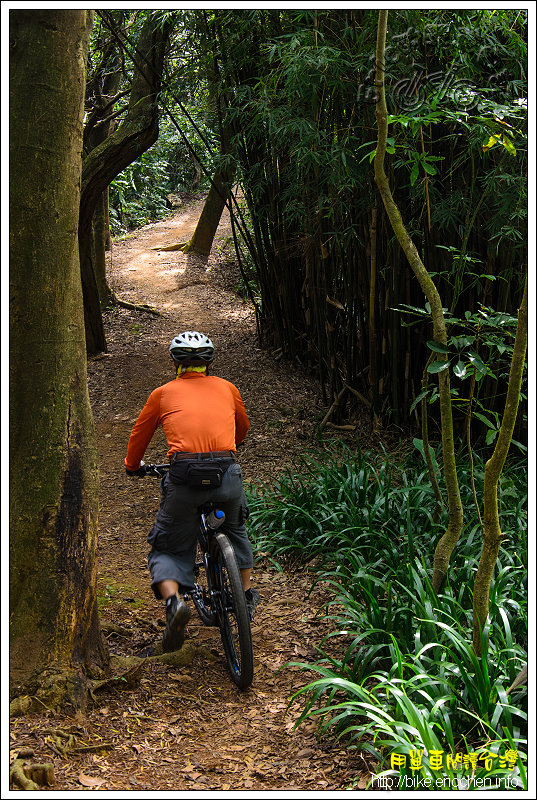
{"left": 140, "top": 462, "right": 170, "bottom": 477}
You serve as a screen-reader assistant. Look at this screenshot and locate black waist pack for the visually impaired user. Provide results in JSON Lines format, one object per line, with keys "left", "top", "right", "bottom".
{"left": 169, "top": 459, "right": 231, "bottom": 488}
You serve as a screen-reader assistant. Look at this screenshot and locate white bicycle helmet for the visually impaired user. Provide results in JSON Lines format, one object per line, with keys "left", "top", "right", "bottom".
{"left": 169, "top": 331, "right": 215, "bottom": 363}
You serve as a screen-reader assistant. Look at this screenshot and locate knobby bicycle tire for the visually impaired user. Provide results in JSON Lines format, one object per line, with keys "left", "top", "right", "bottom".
{"left": 211, "top": 532, "right": 254, "bottom": 690}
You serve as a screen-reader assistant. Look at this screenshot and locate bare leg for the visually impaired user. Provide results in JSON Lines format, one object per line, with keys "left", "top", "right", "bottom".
{"left": 240, "top": 568, "right": 251, "bottom": 591}
{"left": 159, "top": 579, "right": 190, "bottom": 652}
{"left": 157, "top": 579, "right": 180, "bottom": 600}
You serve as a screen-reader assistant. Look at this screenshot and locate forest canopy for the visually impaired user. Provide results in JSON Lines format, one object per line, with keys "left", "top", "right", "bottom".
{"left": 95, "top": 8, "right": 527, "bottom": 438}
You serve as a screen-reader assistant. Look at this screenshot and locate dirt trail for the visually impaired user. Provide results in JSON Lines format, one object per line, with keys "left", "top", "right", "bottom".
{"left": 9, "top": 197, "right": 369, "bottom": 791}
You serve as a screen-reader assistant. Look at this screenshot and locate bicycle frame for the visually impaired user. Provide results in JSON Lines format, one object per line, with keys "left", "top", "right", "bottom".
{"left": 189, "top": 507, "right": 222, "bottom": 625}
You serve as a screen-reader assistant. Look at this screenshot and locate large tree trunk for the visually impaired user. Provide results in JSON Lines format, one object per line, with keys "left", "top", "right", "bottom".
{"left": 80, "top": 12, "right": 174, "bottom": 354}
{"left": 9, "top": 9, "right": 108, "bottom": 710}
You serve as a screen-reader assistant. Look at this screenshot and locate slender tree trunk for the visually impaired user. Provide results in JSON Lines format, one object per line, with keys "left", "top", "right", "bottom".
{"left": 374, "top": 10, "right": 463, "bottom": 591}
{"left": 185, "top": 167, "right": 234, "bottom": 256}
{"left": 9, "top": 9, "right": 108, "bottom": 709}
{"left": 79, "top": 221, "right": 107, "bottom": 355}
{"left": 93, "top": 191, "right": 114, "bottom": 307}
{"left": 84, "top": 43, "right": 123, "bottom": 310}
{"left": 191, "top": 153, "right": 202, "bottom": 190}
{"left": 160, "top": 165, "right": 235, "bottom": 258}
{"left": 465, "top": 369, "right": 482, "bottom": 527}
{"left": 472, "top": 277, "right": 527, "bottom": 655}
{"left": 104, "top": 186, "right": 112, "bottom": 251}
{"left": 162, "top": 140, "right": 234, "bottom": 258}
{"left": 421, "top": 355, "right": 445, "bottom": 521}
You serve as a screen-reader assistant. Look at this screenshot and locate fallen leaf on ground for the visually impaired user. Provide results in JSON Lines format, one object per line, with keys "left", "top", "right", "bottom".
{"left": 78, "top": 774, "right": 107, "bottom": 787}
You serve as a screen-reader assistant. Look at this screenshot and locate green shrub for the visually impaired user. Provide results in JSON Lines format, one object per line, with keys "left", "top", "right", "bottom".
{"left": 247, "top": 445, "right": 527, "bottom": 787}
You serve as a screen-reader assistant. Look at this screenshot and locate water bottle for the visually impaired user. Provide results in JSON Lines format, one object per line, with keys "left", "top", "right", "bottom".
{"left": 206, "top": 509, "right": 225, "bottom": 531}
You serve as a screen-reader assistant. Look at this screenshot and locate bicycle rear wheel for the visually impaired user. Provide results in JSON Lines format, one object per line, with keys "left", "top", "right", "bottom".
{"left": 211, "top": 532, "right": 253, "bottom": 690}
{"left": 191, "top": 543, "right": 217, "bottom": 627}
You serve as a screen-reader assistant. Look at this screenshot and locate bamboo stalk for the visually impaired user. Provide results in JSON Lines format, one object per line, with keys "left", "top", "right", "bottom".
{"left": 344, "top": 383, "right": 371, "bottom": 409}
{"left": 320, "top": 385, "right": 348, "bottom": 429}
{"left": 369, "top": 205, "right": 378, "bottom": 416}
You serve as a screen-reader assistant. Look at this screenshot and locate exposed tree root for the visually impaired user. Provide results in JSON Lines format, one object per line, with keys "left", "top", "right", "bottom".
{"left": 10, "top": 695, "right": 33, "bottom": 717}
{"left": 10, "top": 748, "right": 55, "bottom": 791}
{"left": 111, "top": 294, "right": 161, "bottom": 316}
{"left": 100, "top": 621, "right": 133, "bottom": 637}
{"left": 325, "top": 422, "right": 356, "bottom": 431}
{"left": 42, "top": 728, "right": 114, "bottom": 757}
{"left": 151, "top": 238, "right": 209, "bottom": 256}
{"left": 91, "top": 656, "right": 146, "bottom": 693}
{"left": 111, "top": 640, "right": 215, "bottom": 670}
{"left": 10, "top": 668, "right": 91, "bottom": 717}
{"left": 91, "top": 642, "right": 216, "bottom": 694}
{"left": 9, "top": 643, "right": 214, "bottom": 720}
{"left": 152, "top": 240, "right": 190, "bottom": 252}
{"left": 43, "top": 728, "right": 76, "bottom": 757}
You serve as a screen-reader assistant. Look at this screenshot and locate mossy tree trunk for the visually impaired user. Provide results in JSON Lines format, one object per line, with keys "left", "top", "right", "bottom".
{"left": 472, "top": 277, "right": 527, "bottom": 655}
{"left": 9, "top": 9, "right": 108, "bottom": 709}
{"left": 80, "top": 12, "right": 174, "bottom": 354}
{"left": 374, "top": 10, "right": 463, "bottom": 591}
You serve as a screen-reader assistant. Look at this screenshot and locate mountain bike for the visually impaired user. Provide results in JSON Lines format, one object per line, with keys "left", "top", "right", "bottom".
{"left": 142, "top": 463, "right": 254, "bottom": 690}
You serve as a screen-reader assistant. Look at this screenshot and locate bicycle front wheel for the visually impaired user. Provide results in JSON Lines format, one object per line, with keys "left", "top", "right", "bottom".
{"left": 211, "top": 532, "right": 253, "bottom": 690}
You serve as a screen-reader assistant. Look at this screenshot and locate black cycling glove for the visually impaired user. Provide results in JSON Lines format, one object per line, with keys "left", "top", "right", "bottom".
{"left": 126, "top": 460, "right": 146, "bottom": 477}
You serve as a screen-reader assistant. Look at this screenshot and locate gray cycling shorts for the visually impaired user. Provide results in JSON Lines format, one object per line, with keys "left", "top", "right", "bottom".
{"left": 147, "top": 461, "right": 253, "bottom": 598}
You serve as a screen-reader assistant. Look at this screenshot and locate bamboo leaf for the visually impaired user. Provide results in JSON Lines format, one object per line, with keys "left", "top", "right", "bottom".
{"left": 409, "top": 390, "right": 430, "bottom": 415}
{"left": 396, "top": 303, "right": 431, "bottom": 317}
{"left": 473, "top": 412, "right": 496, "bottom": 429}
{"left": 486, "top": 428, "right": 498, "bottom": 445}
{"left": 511, "top": 438, "right": 527, "bottom": 453}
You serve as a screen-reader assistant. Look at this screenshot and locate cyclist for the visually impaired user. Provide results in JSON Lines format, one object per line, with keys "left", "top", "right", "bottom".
{"left": 125, "top": 331, "right": 259, "bottom": 652}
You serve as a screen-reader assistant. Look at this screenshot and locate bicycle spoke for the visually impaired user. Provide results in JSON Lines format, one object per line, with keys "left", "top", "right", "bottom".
{"left": 190, "top": 543, "right": 217, "bottom": 627}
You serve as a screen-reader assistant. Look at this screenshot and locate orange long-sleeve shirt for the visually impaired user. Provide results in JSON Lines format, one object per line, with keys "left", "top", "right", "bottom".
{"left": 124, "top": 372, "right": 249, "bottom": 471}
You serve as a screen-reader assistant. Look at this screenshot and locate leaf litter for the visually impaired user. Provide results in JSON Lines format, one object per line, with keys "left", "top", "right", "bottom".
{"left": 9, "top": 196, "right": 372, "bottom": 791}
